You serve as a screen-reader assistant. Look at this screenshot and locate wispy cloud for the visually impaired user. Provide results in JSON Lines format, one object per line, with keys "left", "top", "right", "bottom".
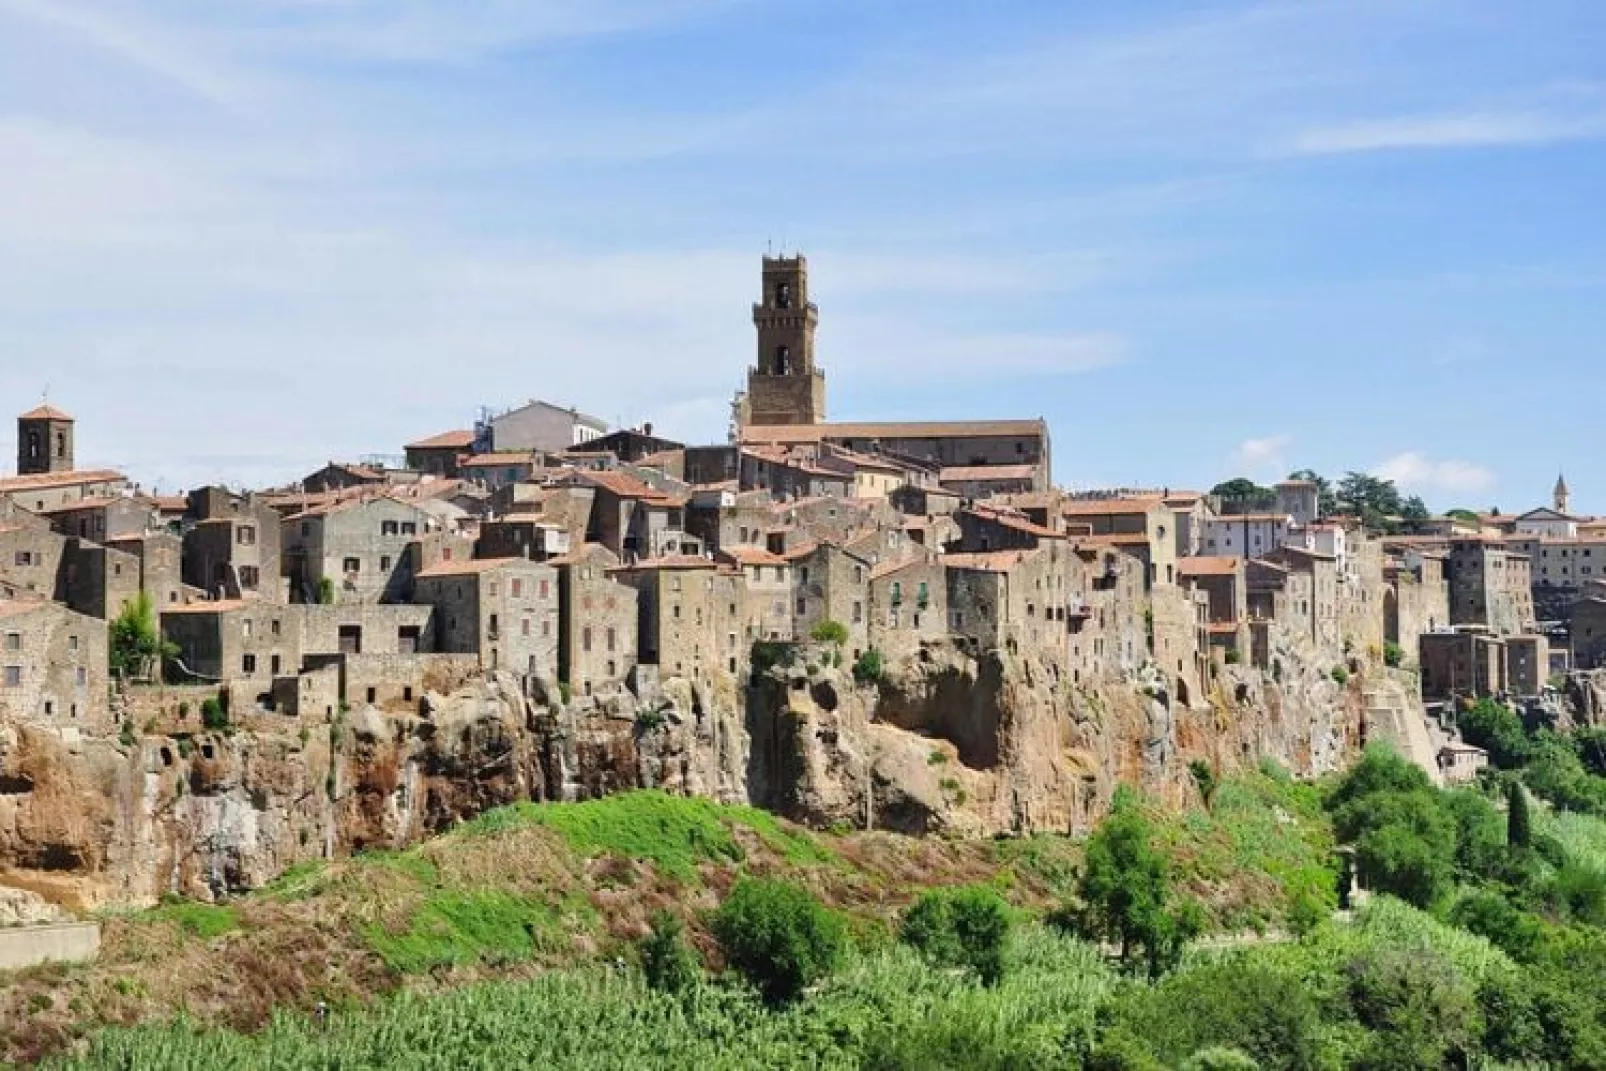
{"left": 1289, "top": 110, "right": 1606, "bottom": 155}
{"left": 1231, "top": 434, "right": 1292, "bottom": 476}
{"left": 1372, "top": 452, "right": 1496, "bottom": 497}
{"left": 0, "top": 0, "right": 246, "bottom": 104}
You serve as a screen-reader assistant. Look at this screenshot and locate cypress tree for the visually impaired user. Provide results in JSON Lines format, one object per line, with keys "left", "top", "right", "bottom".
{"left": 1506, "top": 781, "right": 1532, "bottom": 850}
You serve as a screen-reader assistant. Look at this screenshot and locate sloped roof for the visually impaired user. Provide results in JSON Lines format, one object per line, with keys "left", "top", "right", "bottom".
{"left": 18, "top": 405, "right": 72, "bottom": 421}
{"left": 407, "top": 429, "right": 476, "bottom": 450}
{"left": 743, "top": 418, "right": 1046, "bottom": 445}
{"left": 0, "top": 469, "right": 125, "bottom": 494}
{"left": 416, "top": 556, "right": 529, "bottom": 578}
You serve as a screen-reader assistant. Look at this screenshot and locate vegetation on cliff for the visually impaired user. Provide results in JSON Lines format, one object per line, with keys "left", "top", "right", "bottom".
{"left": 7, "top": 754, "right": 1606, "bottom": 1069}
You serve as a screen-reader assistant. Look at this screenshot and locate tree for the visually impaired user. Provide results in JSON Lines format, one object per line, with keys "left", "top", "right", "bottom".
{"left": 1507, "top": 781, "right": 1533, "bottom": 850}
{"left": 1346, "top": 949, "right": 1481, "bottom": 1071}
{"left": 1459, "top": 699, "right": 1531, "bottom": 769}
{"left": 711, "top": 878, "right": 847, "bottom": 1005}
{"left": 1447, "top": 508, "right": 1482, "bottom": 525}
{"left": 1074, "top": 787, "right": 1200, "bottom": 976}
{"left": 1210, "top": 478, "right": 1274, "bottom": 510}
{"left": 900, "top": 885, "right": 1013, "bottom": 985}
{"left": 109, "top": 591, "right": 177, "bottom": 681}
{"left": 639, "top": 910, "right": 701, "bottom": 995}
{"left": 809, "top": 619, "right": 849, "bottom": 645}
{"left": 1336, "top": 472, "right": 1406, "bottom": 532}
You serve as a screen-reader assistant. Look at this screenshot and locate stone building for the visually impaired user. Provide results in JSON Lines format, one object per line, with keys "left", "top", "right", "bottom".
{"left": 1446, "top": 538, "right": 1534, "bottom": 636}
{"left": 415, "top": 557, "right": 560, "bottom": 682}
{"left": 1570, "top": 595, "right": 1606, "bottom": 669}
{"left": 789, "top": 541, "right": 873, "bottom": 657}
{"left": 743, "top": 256, "right": 827, "bottom": 427}
{"left": 282, "top": 496, "right": 435, "bottom": 605}
{"left": 1420, "top": 630, "right": 1509, "bottom": 701}
{"left": 15, "top": 404, "right": 75, "bottom": 476}
{"left": 476, "top": 516, "right": 573, "bottom": 562}
{"left": 867, "top": 554, "right": 948, "bottom": 663}
{"left": 1274, "top": 480, "right": 1320, "bottom": 527}
{"left": 40, "top": 497, "right": 155, "bottom": 544}
{"left": 0, "top": 600, "right": 109, "bottom": 732}
{"left": 1177, "top": 556, "right": 1247, "bottom": 660}
{"left": 1384, "top": 547, "right": 1450, "bottom": 651}
{"left": 1203, "top": 512, "right": 1294, "bottom": 560}
{"left": 459, "top": 453, "right": 539, "bottom": 491}
{"left": 551, "top": 544, "right": 637, "bottom": 698}
{"left": 487, "top": 400, "right": 607, "bottom": 454}
{"left": 0, "top": 469, "right": 129, "bottom": 514}
{"left": 568, "top": 426, "right": 685, "bottom": 465}
{"left": 404, "top": 429, "right": 476, "bottom": 477}
{"left": 613, "top": 556, "right": 744, "bottom": 684}
{"left": 738, "top": 446, "right": 853, "bottom": 500}
{"left": 1061, "top": 497, "right": 1177, "bottom": 589}
{"left": 106, "top": 531, "right": 187, "bottom": 610}
{"left": 719, "top": 546, "right": 794, "bottom": 643}
{"left": 571, "top": 470, "right": 696, "bottom": 562}
{"left": 182, "top": 488, "right": 284, "bottom": 602}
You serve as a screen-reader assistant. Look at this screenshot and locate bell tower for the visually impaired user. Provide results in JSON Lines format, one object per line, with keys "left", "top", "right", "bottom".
{"left": 745, "top": 255, "right": 826, "bottom": 427}
{"left": 1555, "top": 473, "right": 1572, "bottom": 515}
{"left": 17, "top": 404, "right": 74, "bottom": 476}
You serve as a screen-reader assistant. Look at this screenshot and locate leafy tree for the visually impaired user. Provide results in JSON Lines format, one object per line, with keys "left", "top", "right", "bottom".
{"left": 200, "top": 696, "right": 229, "bottom": 731}
{"left": 1575, "top": 727, "right": 1606, "bottom": 779}
{"left": 1335, "top": 471, "right": 1412, "bottom": 532}
{"left": 809, "top": 619, "right": 849, "bottom": 645}
{"left": 1210, "top": 478, "right": 1274, "bottom": 510}
{"left": 1382, "top": 641, "right": 1404, "bottom": 668}
{"left": 1400, "top": 496, "right": 1430, "bottom": 524}
{"left": 1328, "top": 747, "right": 1457, "bottom": 908}
{"left": 899, "top": 885, "right": 1012, "bottom": 985}
{"left": 109, "top": 591, "right": 177, "bottom": 681}
{"left": 1450, "top": 889, "right": 1548, "bottom": 963}
{"left": 1346, "top": 948, "right": 1481, "bottom": 1070}
{"left": 1074, "top": 788, "right": 1202, "bottom": 976}
{"left": 711, "top": 878, "right": 846, "bottom": 1005}
{"left": 638, "top": 910, "right": 701, "bottom": 995}
{"left": 1355, "top": 822, "right": 1456, "bottom": 909}
{"left": 1459, "top": 699, "right": 1531, "bottom": 769}
{"left": 1446, "top": 508, "right": 1482, "bottom": 525}
{"left": 1441, "top": 789, "right": 1506, "bottom": 882}
{"left": 1507, "top": 781, "right": 1533, "bottom": 850}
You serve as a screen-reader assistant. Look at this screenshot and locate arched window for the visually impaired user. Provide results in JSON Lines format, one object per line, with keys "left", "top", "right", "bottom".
{"left": 773, "top": 345, "right": 790, "bottom": 375}
{"left": 776, "top": 282, "right": 791, "bottom": 309}
{"left": 25, "top": 431, "right": 40, "bottom": 460}
{"left": 55, "top": 432, "right": 66, "bottom": 459}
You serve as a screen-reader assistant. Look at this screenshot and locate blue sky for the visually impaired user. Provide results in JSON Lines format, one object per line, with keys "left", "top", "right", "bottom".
{"left": 1, "top": 1, "right": 1602, "bottom": 512}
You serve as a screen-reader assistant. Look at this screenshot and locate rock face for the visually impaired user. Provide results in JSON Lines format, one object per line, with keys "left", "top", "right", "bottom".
{"left": 0, "top": 645, "right": 1366, "bottom": 908}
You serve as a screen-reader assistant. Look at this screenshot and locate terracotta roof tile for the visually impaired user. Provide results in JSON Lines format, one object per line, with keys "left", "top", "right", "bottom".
{"left": 1061, "top": 498, "right": 1162, "bottom": 517}
{"left": 611, "top": 554, "right": 717, "bottom": 572}
{"left": 407, "top": 429, "right": 477, "bottom": 450}
{"left": 0, "top": 469, "right": 126, "bottom": 494}
{"left": 940, "top": 464, "right": 1037, "bottom": 482}
{"left": 1177, "top": 556, "right": 1241, "bottom": 576}
{"left": 719, "top": 546, "right": 788, "bottom": 567}
{"left": 416, "top": 556, "right": 529, "bottom": 578}
{"left": 742, "top": 418, "right": 1045, "bottom": 444}
{"left": 18, "top": 405, "right": 72, "bottom": 421}
{"left": 943, "top": 550, "right": 1028, "bottom": 573}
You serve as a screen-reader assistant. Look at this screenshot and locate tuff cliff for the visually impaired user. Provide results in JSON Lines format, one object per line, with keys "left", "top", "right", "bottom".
{"left": 0, "top": 640, "right": 1366, "bottom": 908}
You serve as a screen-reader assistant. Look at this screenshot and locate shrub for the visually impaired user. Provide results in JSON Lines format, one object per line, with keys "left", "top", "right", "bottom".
{"left": 1459, "top": 698, "right": 1531, "bottom": 769}
{"left": 638, "top": 911, "right": 701, "bottom": 995}
{"left": 1223, "top": 647, "right": 1242, "bottom": 666}
{"left": 109, "top": 591, "right": 178, "bottom": 680}
{"left": 200, "top": 697, "right": 228, "bottom": 731}
{"left": 1383, "top": 641, "right": 1404, "bottom": 668}
{"left": 810, "top": 619, "right": 849, "bottom": 645}
{"left": 316, "top": 576, "right": 335, "bottom": 605}
{"left": 1345, "top": 948, "right": 1482, "bottom": 1070}
{"left": 1330, "top": 666, "right": 1349, "bottom": 686}
{"left": 1103, "top": 959, "right": 1328, "bottom": 1070}
{"left": 900, "top": 885, "right": 1013, "bottom": 985}
{"left": 1188, "top": 760, "right": 1218, "bottom": 808}
{"left": 852, "top": 649, "right": 885, "bottom": 685}
{"left": 711, "top": 877, "right": 847, "bottom": 1005}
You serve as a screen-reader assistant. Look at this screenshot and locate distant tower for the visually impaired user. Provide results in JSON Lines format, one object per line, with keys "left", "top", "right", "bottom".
{"left": 17, "top": 404, "right": 74, "bottom": 476}
{"left": 744, "top": 256, "right": 826, "bottom": 427}
{"left": 1555, "top": 473, "right": 1572, "bottom": 514}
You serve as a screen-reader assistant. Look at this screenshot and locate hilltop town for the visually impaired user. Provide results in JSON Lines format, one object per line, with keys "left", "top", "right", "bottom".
{"left": 0, "top": 254, "right": 1590, "bottom": 906}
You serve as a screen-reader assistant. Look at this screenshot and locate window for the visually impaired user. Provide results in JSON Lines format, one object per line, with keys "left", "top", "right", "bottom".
{"left": 489, "top": 582, "right": 499, "bottom": 597}
{"left": 75, "top": 667, "right": 87, "bottom": 686}
{"left": 240, "top": 565, "right": 260, "bottom": 589}
{"left": 271, "top": 655, "right": 281, "bottom": 675}
{"left": 271, "top": 619, "right": 281, "bottom": 637}
{"left": 238, "top": 525, "right": 256, "bottom": 546}
{"left": 539, "top": 579, "right": 550, "bottom": 599}
{"left": 379, "top": 556, "right": 392, "bottom": 572}
{"left": 243, "top": 619, "right": 253, "bottom": 638}
{"left": 796, "top": 598, "right": 807, "bottom": 615}
{"left": 773, "top": 345, "right": 790, "bottom": 375}
{"left": 400, "top": 522, "right": 417, "bottom": 536}
{"left": 242, "top": 654, "right": 257, "bottom": 674}
{"left": 542, "top": 619, "right": 551, "bottom": 638}
{"left": 583, "top": 627, "right": 593, "bottom": 652}
{"left": 511, "top": 579, "right": 523, "bottom": 598}
{"left": 13, "top": 551, "right": 31, "bottom": 567}
{"left": 852, "top": 600, "right": 863, "bottom": 623}
{"left": 607, "top": 627, "right": 617, "bottom": 652}
{"left": 4, "top": 633, "right": 18, "bottom": 651}
{"left": 68, "top": 635, "right": 79, "bottom": 652}
{"left": 776, "top": 281, "right": 791, "bottom": 309}
{"left": 344, "top": 557, "right": 361, "bottom": 574}
{"left": 489, "top": 614, "right": 499, "bottom": 637}
{"left": 381, "top": 520, "right": 399, "bottom": 536}
{"left": 522, "top": 616, "right": 531, "bottom": 636}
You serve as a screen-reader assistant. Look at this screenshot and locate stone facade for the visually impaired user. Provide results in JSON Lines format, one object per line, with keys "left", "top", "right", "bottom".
{"left": 0, "top": 601, "right": 109, "bottom": 733}
{"left": 283, "top": 497, "right": 434, "bottom": 605}
{"left": 414, "top": 558, "right": 560, "bottom": 683}
{"left": 1446, "top": 538, "right": 1534, "bottom": 636}
{"left": 15, "top": 406, "right": 74, "bottom": 477}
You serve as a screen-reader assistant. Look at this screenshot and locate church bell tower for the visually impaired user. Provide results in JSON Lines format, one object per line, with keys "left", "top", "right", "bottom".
{"left": 744, "top": 256, "right": 826, "bottom": 427}
{"left": 17, "top": 404, "right": 74, "bottom": 476}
